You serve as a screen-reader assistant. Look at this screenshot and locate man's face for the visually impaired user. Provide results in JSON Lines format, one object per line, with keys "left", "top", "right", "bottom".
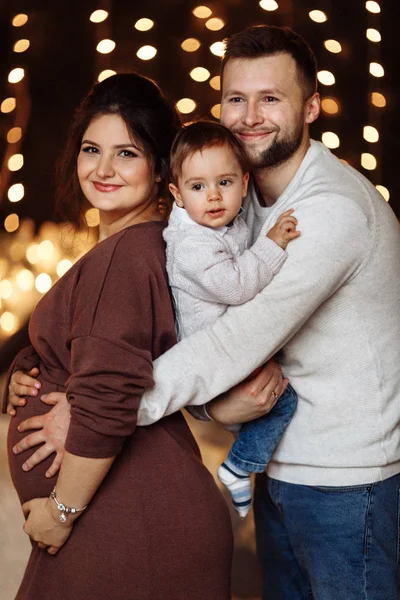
{"left": 220, "top": 53, "right": 310, "bottom": 169}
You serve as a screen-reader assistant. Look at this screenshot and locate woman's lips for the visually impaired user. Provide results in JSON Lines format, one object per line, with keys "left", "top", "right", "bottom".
{"left": 92, "top": 182, "right": 122, "bottom": 192}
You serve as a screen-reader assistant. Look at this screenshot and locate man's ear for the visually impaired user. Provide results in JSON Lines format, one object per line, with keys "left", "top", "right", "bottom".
{"left": 242, "top": 172, "right": 250, "bottom": 198}
{"left": 305, "top": 92, "right": 320, "bottom": 125}
{"left": 168, "top": 183, "right": 184, "bottom": 208}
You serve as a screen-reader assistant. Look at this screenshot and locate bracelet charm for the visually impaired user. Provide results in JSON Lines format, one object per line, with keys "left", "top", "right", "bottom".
{"left": 50, "top": 488, "right": 87, "bottom": 523}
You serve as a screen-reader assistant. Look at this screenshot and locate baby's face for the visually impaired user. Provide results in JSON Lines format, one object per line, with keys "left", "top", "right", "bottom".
{"left": 170, "top": 145, "right": 249, "bottom": 229}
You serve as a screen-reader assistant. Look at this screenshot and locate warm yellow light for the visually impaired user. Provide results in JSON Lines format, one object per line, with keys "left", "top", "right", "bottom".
{"left": 0, "top": 280, "right": 13, "bottom": 300}
{"left": 176, "top": 98, "right": 197, "bottom": 114}
{"left": 181, "top": 38, "right": 201, "bottom": 52}
{"left": 363, "top": 126, "right": 379, "bottom": 143}
{"left": 317, "top": 70, "right": 335, "bottom": 86}
{"left": 259, "top": 0, "right": 279, "bottom": 10}
{"left": 16, "top": 269, "right": 34, "bottom": 291}
{"left": 0, "top": 312, "right": 16, "bottom": 333}
{"left": 205, "top": 18, "right": 225, "bottom": 31}
{"left": 38, "top": 240, "right": 55, "bottom": 260}
{"left": 210, "top": 41, "right": 225, "bottom": 57}
{"left": 209, "top": 76, "right": 221, "bottom": 91}
{"left": 1, "top": 97, "right": 16, "bottom": 113}
{"left": 35, "top": 273, "right": 52, "bottom": 294}
{"left": 369, "top": 62, "right": 384, "bottom": 77}
{"left": 322, "top": 132, "right": 340, "bottom": 149}
{"left": 13, "top": 39, "right": 30, "bottom": 53}
{"left": 324, "top": 39, "right": 342, "bottom": 53}
{"left": 134, "top": 18, "right": 154, "bottom": 31}
{"left": 26, "top": 244, "right": 40, "bottom": 264}
{"left": 192, "top": 6, "right": 212, "bottom": 18}
{"left": 8, "top": 183, "right": 24, "bottom": 203}
{"left": 7, "top": 127, "right": 22, "bottom": 143}
{"left": 376, "top": 185, "right": 389, "bottom": 202}
{"left": 371, "top": 92, "right": 386, "bottom": 107}
{"left": 8, "top": 68, "right": 25, "bottom": 83}
{"left": 12, "top": 14, "right": 28, "bottom": 27}
{"left": 137, "top": 45, "right": 157, "bottom": 60}
{"left": 98, "top": 69, "right": 116, "bottom": 82}
{"left": 361, "top": 153, "right": 377, "bottom": 170}
{"left": 8, "top": 154, "right": 24, "bottom": 172}
{"left": 96, "top": 39, "right": 116, "bottom": 54}
{"left": 85, "top": 208, "right": 100, "bottom": 227}
{"left": 309, "top": 10, "right": 327, "bottom": 22}
{"left": 190, "top": 67, "right": 210, "bottom": 82}
{"left": 4, "top": 214, "right": 19, "bottom": 233}
{"left": 211, "top": 104, "right": 221, "bottom": 119}
{"left": 57, "top": 259, "right": 73, "bottom": 278}
{"left": 366, "top": 1, "right": 380, "bottom": 13}
{"left": 366, "top": 28, "right": 381, "bottom": 42}
{"left": 90, "top": 10, "right": 109, "bottom": 23}
{"left": 321, "top": 98, "right": 339, "bottom": 115}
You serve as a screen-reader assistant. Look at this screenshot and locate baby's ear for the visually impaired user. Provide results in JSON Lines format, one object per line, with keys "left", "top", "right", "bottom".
{"left": 242, "top": 172, "right": 250, "bottom": 198}
{"left": 169, "top": 183, "right": 184, "bottom": 208}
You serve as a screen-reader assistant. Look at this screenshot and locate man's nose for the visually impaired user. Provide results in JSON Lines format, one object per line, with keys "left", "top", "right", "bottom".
{"left": 242, "top": 101, "right": 263, "bottom": 127}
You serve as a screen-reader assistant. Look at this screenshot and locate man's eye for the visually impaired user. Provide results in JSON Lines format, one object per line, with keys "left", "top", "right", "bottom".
{"left": 264, "top": 96, "right": 277, "bottom": 103}
{"left": 229, "top": 97, "right": 243, "bottom": 103}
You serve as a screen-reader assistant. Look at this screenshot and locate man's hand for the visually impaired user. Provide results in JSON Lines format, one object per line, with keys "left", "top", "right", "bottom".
{"left": 22, "top": 497, "right": 73, "bottom": 555}
{"left": 207, "top": 359, "right": 288, "bottom": 425}
{"left": 13, "top": 392, "right": 70, "bottom": 478}
{"left": 7, "top": 368, "right": 41, "bottom": 416}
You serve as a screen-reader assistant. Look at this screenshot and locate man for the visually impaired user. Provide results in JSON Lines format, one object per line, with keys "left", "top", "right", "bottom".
{"left": 8, "top": 25, "right": 400, "bottom": 599}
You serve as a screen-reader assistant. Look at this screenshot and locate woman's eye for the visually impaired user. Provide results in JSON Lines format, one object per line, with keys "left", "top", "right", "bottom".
{"left": 119, "top": 150, "right": 136, "bottom": 158}
{"left": 82, "top": 146, "right": 98, "bottom": 154}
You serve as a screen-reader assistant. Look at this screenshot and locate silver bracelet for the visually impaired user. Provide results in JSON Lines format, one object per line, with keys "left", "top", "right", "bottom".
{"left": 50, "top": 487, "right": 88, "bottom": 523}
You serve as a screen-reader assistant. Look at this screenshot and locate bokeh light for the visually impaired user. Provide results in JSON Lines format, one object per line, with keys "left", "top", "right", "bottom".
{"left": 366, "top": 28, "right": 381, "bottom": 42}
{"left": 98, "top": 70, "right": 116, "bottom": 82}
{"left": 35, "top": 273, "right": 52, "bottom": 294}
{"left": 0, "top": 312, "right": 16, "bottom": 333}
{"left": 8, "top": 68, "right": 25, "bottom": 83}
{"left": 190, "top": 67, "right": 211, "bottom": 82}
{"left": 205, "top": 18, "right": 225, "bottom": 31}
{"left": 363, "top": 126, "right": 379, "bottom": 143}
{"left": 371, "top": 92, "right": 386, "bottom": 107}
{"left": 16, "top": 269, "right": 35, "bottom": 291}
{"left": 321, "top": 98, "right": 339, "bottom": 114}
{"left": 192, "top": 6, "right": 212, "bottom": 18}
{"left": 85, "top": 208, "right": 100, "bottom": 227}
{"left": 137, "top": 45, "right": 157, "bottom": 60}
{"left": 8, "top": 154, "right": 24, "bottom": 172}
{"left": 366, "top": 1, "right": 381, "bottom": 13}
{"left": 259, "top": 0, "right": 279, "bottom": 11}
{"left": 134, "top": 18, "right": 154, "bottom": 31}
{"left": 12, "top": 14, "right": 28, "bottom": 27}
{"left": 361, "top": 153, "right": 377, "bottom": 170}
{"left": 317, "top": 70, "right": 335, "bottom": 85}
{"left": 7, "top": 127, "right": 22, "bottom": 143}
{"left": 176, "top": 98, "right": 196, "bottom": 114}
{"left": 369, "top": 62, "right": 384, "bottom": 77}
{"left": 211, "top": 104, "right": 221, "bottom": 119}
{"left": 90, "top": 10, "right": 108, "bottom": 23}
{"left": 4, "top": 214, "right": 19, "bottom": 233}
{"left": 1, "top": 98, "right": 16, "bottom": 113}
{"left": 309, "top": 10, "right": 327, "bottom": 22}
{"left": 57, "top": 260, "right": 73, "bottom": 278}
{"left": 210, "top": 41, "right": 225, "bottom": 57}
{"left": 8, "top": 184, "right": 25, "bottom": 203}
{"left": 96, "top": 40, "right": 116, "bottom": 54}
{"left": 181, "top": 38, "right": 201, "bottom": 52}
{"left": 209, "top": 76, "right": 221, "bottom": 91}
{"left": 376, "top": 185, "right": 389, "bottom": 201}
{"left": 13, "top": 39, "right": 30, "bottom": 53}
{"left": 322, "top": 132, "right": 340, "bottom": 149}
{"left": 324, "top": 40, "right": 342, "bottom": 53}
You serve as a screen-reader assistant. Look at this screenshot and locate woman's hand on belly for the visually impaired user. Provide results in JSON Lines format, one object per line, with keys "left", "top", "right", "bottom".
{"left": 7, "top": 368, "right": 41, "bottom": 416}
{"left": 13, "top": 392, "right": 70, "bottom": 478}
{"left": 22, "top": 496, "right": 73, "bottom": 555}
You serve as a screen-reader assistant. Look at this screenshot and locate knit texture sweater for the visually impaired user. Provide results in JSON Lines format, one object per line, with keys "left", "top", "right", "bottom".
{"left": 163, "top": 203, "right": 287, "bottom": 338}
{"left": 139, "top": 141, "right": 400, "bottom": 486}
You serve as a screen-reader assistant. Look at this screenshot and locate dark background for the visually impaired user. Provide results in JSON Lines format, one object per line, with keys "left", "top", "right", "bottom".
{"left": 0, "top": 0, "right": 398, "bottom": 228}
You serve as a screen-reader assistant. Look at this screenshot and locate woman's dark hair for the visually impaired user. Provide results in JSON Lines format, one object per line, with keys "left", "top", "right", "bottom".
{"left": 221, "top": 25, "right": 317, "bottom": 100}
{"left": 55, "top": 73, "right": 181, "bottom": 228}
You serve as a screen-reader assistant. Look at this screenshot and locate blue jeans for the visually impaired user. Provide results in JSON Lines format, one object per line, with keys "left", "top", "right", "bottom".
{"left": 254, "top": 472, "right": 400, "bottom": 599}
{"left": 227, "top": 384, "right": 297, "bottom": 473}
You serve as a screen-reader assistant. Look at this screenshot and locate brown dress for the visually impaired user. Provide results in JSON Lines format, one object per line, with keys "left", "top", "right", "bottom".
{"left": 6, "top": 222, "right": 233, "bottom": 600}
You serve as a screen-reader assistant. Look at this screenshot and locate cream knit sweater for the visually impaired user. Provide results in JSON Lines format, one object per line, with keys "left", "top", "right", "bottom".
{"left": 139, "top": 141, "right": 400, "bottom": 486}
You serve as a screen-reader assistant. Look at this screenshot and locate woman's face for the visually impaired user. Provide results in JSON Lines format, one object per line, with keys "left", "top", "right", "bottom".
{"left": 77, "top": 114, "right": 158, "bottom": 222}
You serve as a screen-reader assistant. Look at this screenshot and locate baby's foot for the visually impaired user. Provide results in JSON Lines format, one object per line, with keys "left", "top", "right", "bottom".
{"left": 218, "top": 461, "right": 252, "bottom": 518}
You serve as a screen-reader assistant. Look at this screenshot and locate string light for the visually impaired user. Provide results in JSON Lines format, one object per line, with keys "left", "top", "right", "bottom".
{"left": 90, "top": 10, "right": 109, "bottom": 23}
{"left": 210, "top": 42, "right": 225, "bottom": 57}
{"left": 205, "top": 18, "right": 224, "bottom": 31}
{"left": 176, "top": 98, "right": 196, "bottom": 114}
{"left": 8, "top": 184, "right": 25, "bottom": 203}
{"left": 369, "top": 62, "right": 384, "bottom": 77}
{"left": 57, "top": 260, "right": 73, "bottom": 277}
{"left": 210, "top": 104, "right": 221, "bottom": 119}
{"left": 321, "top": 98, "right": 339, "bottom": 114}
{"left": 16, "top": 269, "right": 35, "bottom": 291}
{"left": 190, "top": 67, "right": 210, "bottom": 82}
{"left": 13, "top": 39, "right": 30, "bottom": 53}
{"left": 361, "top": 153, "right": 377, "bottom": 170}
{"left": 365, "top": 1, "right": 381, "bottom": 13}
{"left": 324, "top": 40, "right": 342, "bottom": 53}
{"left": 1, "top": 97, "right": 16, "bottom": 113}
{"left": 322, "top": 132, "right": 340, "bottom": 149}
{"left": 0, "top": 312, "right": 16, "bottom": 333}
{"left": 134, "top": 18, "right": 154, "bottom": 31}
{"left": 96, "top": 40, "right": 116, "bottom": 54}
{"left": 7, "top": 127, "right": 22, "bottom": 143}
{"left": 259, "top": 0, "right": 279, "bottom": 11}
{"left": 8, "top": 68, "right": 25, "bottom": 83}
{"left": 137, "top": 46, "right": 157, "bottom": 60}
{"left": 0, "top": 280, "right": 12, "bottom": 299}
{"left": 209, "top": 76, "right": 221, "bottom": 91}
{"left": 192, "top": 6, "right": 212, "bottom": 18}
{"left": 363, "top": 126, "right": 379, "bottom": 143}
{"left": 35, "top": 273, "right": 52, "bottom": 294}
{"left": 12, "top": 14, "right": 28, "bottom": 27}
{"left": 317, "top": 71, "right": 335, "bottom": 85}
{"left": 98, "top": 70, "right": 116, "bottom": 82}
{"left": 8, "top": 154, "right": 24, "bottom": 172}
{"left": 26, "top": 244, "right": 40, "bottom": 264}
{"left": 181, "top": 38, "right": 201, "bottom": 52}
{"left": 376, "top": 185, "right": 389, "bottom": 201}
{"left": 366, "top": 28, "right": 381, "bottom": 42}
{"left": 4, "top": 214, "right": 19, "bottom": 233}
{"left": 371, "top": 92, "right": 386, "bottom": 107}
{"left": 309, "top": 10, "right": 327, "bottom": 22}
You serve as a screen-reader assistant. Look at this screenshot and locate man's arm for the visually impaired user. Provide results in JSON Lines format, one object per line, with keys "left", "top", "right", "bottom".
{"left": 138, "top": 196, "right": 369, "bottom": 425}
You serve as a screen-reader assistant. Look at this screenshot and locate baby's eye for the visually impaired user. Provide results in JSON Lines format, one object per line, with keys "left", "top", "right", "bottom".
{"left": 192, "top": 183, "right": 203, "bottom": 191}
{"left": 220, "top": 179, "right": 232, "bottom": 187}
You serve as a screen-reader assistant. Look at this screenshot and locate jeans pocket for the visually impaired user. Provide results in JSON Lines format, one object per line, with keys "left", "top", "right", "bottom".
{"left": 309, "top": 484, "right": 372, "bottom": 495}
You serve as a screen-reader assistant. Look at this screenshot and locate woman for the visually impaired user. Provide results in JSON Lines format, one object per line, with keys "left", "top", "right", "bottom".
{"left": 5, "top": 73, "right": 234, "bottom": 599}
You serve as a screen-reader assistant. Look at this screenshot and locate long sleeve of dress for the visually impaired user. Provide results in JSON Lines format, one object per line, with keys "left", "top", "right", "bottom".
{"left": 64, "top": 228, "right": 157, "bottom": 459}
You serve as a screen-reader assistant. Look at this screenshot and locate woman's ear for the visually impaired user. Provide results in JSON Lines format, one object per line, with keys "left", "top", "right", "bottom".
{"left": 242, "top": 172, "right": 250, "bottom": 198}
{"left": 168, "top": 183, "right": 185, "bottom": 208}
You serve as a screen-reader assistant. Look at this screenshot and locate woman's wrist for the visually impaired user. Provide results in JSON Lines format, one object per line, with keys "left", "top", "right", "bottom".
{"left": 49, "top": 487, "right": 87, "bottom": 523}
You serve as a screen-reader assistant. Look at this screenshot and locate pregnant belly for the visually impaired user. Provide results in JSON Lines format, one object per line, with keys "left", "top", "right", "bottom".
{"left": 7, "top": 379, "right": 64, "bottom": 504}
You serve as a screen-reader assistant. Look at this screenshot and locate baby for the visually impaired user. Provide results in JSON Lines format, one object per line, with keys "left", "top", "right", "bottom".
{"left": 165, "top": 121, "right": 299, "bottom": 517}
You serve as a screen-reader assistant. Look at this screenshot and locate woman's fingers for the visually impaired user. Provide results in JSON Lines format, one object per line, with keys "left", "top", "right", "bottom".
{"left": 45, "top": 453, "right": 63, "bottom": 479}
{"left": 13, "top": 430, "right": 46, "bottom": 455}
{"left": 17, "top": 415, "right": 46, "bottom": 433}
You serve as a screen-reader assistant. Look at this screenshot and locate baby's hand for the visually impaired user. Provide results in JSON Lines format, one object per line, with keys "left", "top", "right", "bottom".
{"left": 267, "top": 209, "right": 300, "bottom": 250}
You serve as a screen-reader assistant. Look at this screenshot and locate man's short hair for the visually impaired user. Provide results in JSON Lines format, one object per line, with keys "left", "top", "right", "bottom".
{"left": 169, "top": 120, "right": 250, "bottom": 184}
{"left": 221, "top": 25, "right": 318, "bottom": 99}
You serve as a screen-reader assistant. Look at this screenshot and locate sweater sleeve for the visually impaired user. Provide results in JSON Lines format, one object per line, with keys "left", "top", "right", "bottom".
{"left": 65, "top": 232, "right": 155, "bottom": 458}
{"left": 171, "top": 229, "right": 287, "bottom": 305}
{"left": 137, "top": 195, "right": 369, "bottom": 425}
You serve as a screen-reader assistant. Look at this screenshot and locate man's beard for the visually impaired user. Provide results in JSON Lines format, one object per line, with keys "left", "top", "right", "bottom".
{"left": 247, "top": 122, "right": 304, "bottom": 169}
